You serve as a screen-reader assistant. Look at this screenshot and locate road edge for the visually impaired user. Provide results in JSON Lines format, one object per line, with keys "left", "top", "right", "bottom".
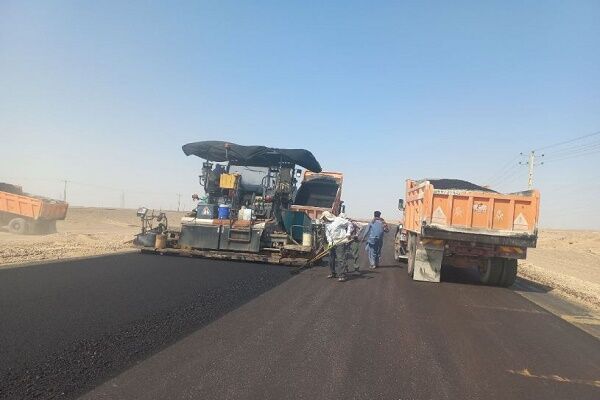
{"left": 0, "top": 249, "right": 139, "bottom": 270}
{"left": 513, "top": 277, "right": 600, "bottom": 341}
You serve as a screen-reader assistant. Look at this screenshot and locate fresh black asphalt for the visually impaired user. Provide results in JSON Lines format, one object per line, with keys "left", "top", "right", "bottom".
{"left": 1, "top": 235, "right": 599, "bottom": 399}
{"left": 0, "top": 254, "right": 293, "bottom": 399}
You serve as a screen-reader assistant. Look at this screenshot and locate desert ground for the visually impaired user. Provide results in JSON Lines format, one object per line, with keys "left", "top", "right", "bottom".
{"left": 519, "top": 230, "right": 600, "bottom": 310}
{"left": 1, "top": 207, "right": 599, "bottom": 310}
{"left": 0, "top": 207, "right": 185, "bottom": 266}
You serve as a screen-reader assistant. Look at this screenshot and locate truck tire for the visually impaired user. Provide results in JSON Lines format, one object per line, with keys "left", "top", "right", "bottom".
{"left": 407, "top": 233, "right": 416, "bottom": 277}
{"left": 8, "top": 218, "right": 28, "bottom": 234}
{"left": 479, "top": 258, "right": 503, "bottom": 285}
{"left": 498, "top": 259, "right": 518, "bottom": 287}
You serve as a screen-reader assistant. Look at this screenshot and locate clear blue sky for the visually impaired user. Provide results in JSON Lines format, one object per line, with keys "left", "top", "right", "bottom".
{"left": 1, "top": 1, "right": 599, "bottom": 228}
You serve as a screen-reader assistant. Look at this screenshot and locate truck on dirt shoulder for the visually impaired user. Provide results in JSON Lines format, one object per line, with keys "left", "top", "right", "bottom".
{"left": 0, "top": 183, "right": 69, "bottom": 234}
{"left": 395, "top": 179, "right": 540, "bottom": 287}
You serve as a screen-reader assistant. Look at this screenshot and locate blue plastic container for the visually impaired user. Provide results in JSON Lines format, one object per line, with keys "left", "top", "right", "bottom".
{"left": 218, "top": 204, "right": 231, "bottom": 219}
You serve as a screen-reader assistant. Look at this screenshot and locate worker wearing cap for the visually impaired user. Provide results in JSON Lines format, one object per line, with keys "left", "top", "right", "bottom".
{"left": 364, "top": 211, "right": 389, "bottom": 268}
{"left": 321, "top": 211, "right": 352, "bottom": 282}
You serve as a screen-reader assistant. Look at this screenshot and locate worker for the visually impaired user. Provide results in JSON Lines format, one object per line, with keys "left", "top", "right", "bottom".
{"left": 185, "top": 194, "right": 202, "bottom": 217}
{"left": 322, "top": 211, "right": 352, "bottom": 282}
{"left": 346, "top": 217, "right": 362, "bottom": 274}
{"left": 364, "top": 211, "right": 389, "bottom": 268}
{"left": 192, "top": 193, "right": 200, "bottom": 208}
{"left": 321, "top": 212, "right": 337, "bottom": 279}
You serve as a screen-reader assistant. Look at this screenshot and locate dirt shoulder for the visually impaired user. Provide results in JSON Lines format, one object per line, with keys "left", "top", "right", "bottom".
{"left": 518, "top": 229, "right": 600, "bottom": 311}
{"left": 0, "top": 207, "right": 185, "bottom": 268}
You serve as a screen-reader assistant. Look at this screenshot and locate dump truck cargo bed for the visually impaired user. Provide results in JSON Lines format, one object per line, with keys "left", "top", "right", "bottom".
{"left": 0, "top": 190, "right": 68, "bottom": 221}
{"left": 405, "top": 179, "right": 539, "bottom": 242}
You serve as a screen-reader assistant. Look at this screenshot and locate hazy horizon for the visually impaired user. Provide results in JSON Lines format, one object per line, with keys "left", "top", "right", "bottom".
{"left": 2, "top": 1, "right": 599, "bottom": 229}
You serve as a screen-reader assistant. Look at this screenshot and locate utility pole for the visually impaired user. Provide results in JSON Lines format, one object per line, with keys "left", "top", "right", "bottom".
{"left": 63, "top": 180, "right": 68, "bottom": 202}
{"left": 177, "top": 193, "right": 181, "bottom": 211}
{"left": 527, "top": 151, "right": 535, "bottom": 189}
{"left": 520, "top": 151, "right": 544, "bottom": 189}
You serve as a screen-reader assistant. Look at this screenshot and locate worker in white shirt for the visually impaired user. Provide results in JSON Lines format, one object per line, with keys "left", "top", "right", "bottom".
{"left": 321, "top": 211, "right": 352, "bottom": 282}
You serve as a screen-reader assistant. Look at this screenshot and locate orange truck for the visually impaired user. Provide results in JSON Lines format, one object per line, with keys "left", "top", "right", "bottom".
{"left": 395, "top": 179, "right": 540, "bottom": 287}
{"left": 0, "top": 183, "right": 69, "bottom": 234}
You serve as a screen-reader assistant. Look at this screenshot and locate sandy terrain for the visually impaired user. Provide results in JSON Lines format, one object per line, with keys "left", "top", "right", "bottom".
{"left": 1, "top": 208, "right": 598, "bottom": 310}
{"left": 0, "top": 207, "right": 185, "bottom": 267}
{"left": 518, "top": 230, "right": 600, "bottom": 310}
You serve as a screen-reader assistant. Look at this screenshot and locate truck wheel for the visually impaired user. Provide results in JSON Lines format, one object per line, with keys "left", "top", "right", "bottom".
{"left": 8, "top": 218, "right": 28, "bottom": 234}
{"left": 479, "top": 258, "right": 503, "bottom": 285}
{"left": 498, "top": 259, "right": 518, "bottom": 287}
{"left": 407, "top": 233, "right": 416, "bottom": 277}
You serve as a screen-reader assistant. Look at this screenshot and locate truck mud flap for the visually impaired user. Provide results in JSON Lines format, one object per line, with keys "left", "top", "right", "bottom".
{"left": 413, "top": 240, "right": 444, "bottom": 282}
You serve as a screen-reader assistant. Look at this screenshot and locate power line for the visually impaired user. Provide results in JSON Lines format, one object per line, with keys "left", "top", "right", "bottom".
{"left": 543, "top": 142, "right": 600, "bottom": 160}
{"left": 0, "top": 175, "right": 190, "bottom": 205}
{"left": 492, "top": 165, "right": 522, "bottom": 188}
{"left": 488, "top": 163, "right": 521, "bottom": 187}
{"left": 506, "top": 130, "right": 600, "bottom": 188}
{"left": 543, "top": 148, "right": 600, "bottom": 164}
{"left": 534, "top": 130, "right": 600, "bottom": 151}
{"left": 485, "top": 155, "right": 520, "bottom": 185}
{"left": 542, "top": 139, "right": 600, "bottom": 157}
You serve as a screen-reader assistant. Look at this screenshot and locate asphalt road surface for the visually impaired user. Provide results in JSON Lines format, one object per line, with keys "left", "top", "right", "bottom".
{"left": 1, "top": 235, "right": 599, "bottom": 399}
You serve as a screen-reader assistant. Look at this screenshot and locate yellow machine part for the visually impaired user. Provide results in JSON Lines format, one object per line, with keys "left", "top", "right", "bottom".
{"left": 219, "top": 173, "right": 239, "bottom": 189}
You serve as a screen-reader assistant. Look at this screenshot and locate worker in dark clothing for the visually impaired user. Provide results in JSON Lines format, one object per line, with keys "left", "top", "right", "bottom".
{"left": 364, "top": 211, "right": 389, "bottom": 268}
{"left": 346, "top": 218, "right": 362, "bottom": 274}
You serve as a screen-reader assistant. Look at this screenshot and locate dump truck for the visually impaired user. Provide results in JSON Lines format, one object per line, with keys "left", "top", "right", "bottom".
{"left": 137, "top": 141, "right": 343, "bottom": 266}
{"left": 0, "top": 183, "right": 69, "bottom": 234}
{"left": 395, "top": 179, "right": 540, "bottom": 287}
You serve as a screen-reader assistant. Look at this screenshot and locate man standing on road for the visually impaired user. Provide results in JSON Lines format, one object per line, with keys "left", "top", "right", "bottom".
{"left": 364, "top": 211, "right": 389, "bottom": 269}
{"left": 322, "top": 211, "right": 352, "bottom": 282}
{"left": 346, "top": 218, "right": 362, "bottom": 274}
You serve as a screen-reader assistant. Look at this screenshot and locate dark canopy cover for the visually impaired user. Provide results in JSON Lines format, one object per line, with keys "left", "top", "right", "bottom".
{"left": 182, "top": 141, "right": 322, "bottom": 172}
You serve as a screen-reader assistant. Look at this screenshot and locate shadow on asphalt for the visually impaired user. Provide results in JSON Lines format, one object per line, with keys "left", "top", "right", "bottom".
{"left": 0, "top": 253, "right": 297, "bottom": 400}
{"left": 512, "top": 276, "right": 554, "bottom": 293}
{"left": 440, "top": 265, "right": 483, "bottom": 285}
{"left": 440, "top": 264, "right": 556, "bottom": 294}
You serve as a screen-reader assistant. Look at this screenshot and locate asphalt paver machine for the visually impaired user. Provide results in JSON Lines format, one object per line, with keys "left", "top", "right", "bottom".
{"left": 138, "top": 141, "right": 343, "bottom": 266}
